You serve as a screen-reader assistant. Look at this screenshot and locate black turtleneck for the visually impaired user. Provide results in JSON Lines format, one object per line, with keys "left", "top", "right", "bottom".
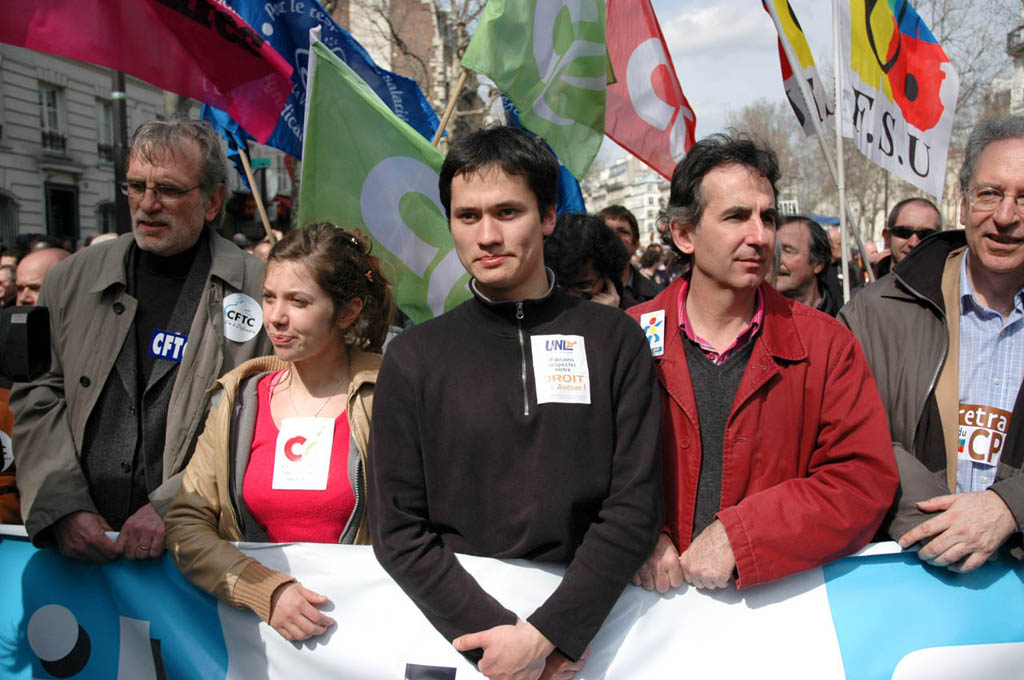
{"left": 133, "top": 232, "right": 206, "bottom": 387}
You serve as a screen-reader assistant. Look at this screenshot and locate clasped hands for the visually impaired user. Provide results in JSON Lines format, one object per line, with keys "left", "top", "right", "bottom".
{"left": 632, "top": 520, "right": 736, "bottom": 593}
{"left": 54, "top": 503, "right": 165, "bottom": 563}
{"left": 454, "top": 619, "right": 586, "bottom": 680}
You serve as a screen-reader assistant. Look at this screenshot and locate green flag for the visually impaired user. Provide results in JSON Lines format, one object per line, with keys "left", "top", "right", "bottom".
{"left": 298, "top": 40, "right": 470, "bottom": 323}
{"left": 462, "top": 0, "right": 606, "bottom": 180}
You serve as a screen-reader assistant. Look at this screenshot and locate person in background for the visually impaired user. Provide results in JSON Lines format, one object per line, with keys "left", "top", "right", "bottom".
{"left": 599, "top": 205, "right": 663, "bottom": 306}
{"left": 0, "top": 264, "right": 16, "bottom": 308}
{"left": 545, "top": 212, "right": 629, "bottom": 308}
{"left": 15, "top": 248, "right": 69, "bottom": 307}
{"left": 166, "top": 223, "right": 392, "bottom": 641}
{"left": 776, "top": 215, "right": 842, "bottom": 316}
{"left": 873, "top": 197, "right": 942, "bottom": 277}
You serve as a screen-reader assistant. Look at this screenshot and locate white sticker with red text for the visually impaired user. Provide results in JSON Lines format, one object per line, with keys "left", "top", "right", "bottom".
{"left": 273, "top": 417, "right": 335, "bottom": 490}
{"left": 531, "top": 335, "right": 591, "bottom": 405}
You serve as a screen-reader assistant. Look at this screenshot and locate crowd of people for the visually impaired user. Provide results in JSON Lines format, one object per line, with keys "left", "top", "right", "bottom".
{"left": 3, "top": 111, "right": 1023, "bottom": 679}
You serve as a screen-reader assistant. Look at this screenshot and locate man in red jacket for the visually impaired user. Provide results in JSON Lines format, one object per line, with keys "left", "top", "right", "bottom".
{"left": 627, "top": 133, "right": 898, "bottom": 592}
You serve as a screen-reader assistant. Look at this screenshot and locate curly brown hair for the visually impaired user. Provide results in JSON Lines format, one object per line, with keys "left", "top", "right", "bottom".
{"left": 268, "top": 223, "right": 394, "bottom": 352}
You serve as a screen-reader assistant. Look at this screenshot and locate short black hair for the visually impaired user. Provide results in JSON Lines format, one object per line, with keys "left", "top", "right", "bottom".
{"left": 545, "top": 213, "right": 629, "bottom": 290}
{"left": 659, "top": 133, "right": 780, "bottom": 256}
{"left": 885, "top": 197, "right": 942, "bottom": 233}
{"left": 598, "top": 205, "right": 639, "bottom": 244}
{"left": 781, "top": 215, "right": 831, "bottom": 268}
{"left": 439, "top": 125, "right": 559, "bottom": 219}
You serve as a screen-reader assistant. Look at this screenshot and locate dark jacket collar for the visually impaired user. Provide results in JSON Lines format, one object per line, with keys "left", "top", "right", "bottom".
{"left": 463, "top": 268, "right": 592, "bottom": 336}
{"left": 891, "top": 230, "right": 967, "bottom": 309}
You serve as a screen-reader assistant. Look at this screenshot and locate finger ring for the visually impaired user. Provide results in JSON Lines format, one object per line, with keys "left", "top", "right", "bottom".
{"left": 139, "top": 546, "right": 150, "bottom": 551}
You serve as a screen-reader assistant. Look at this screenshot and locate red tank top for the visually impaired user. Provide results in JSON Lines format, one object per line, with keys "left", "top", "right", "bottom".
{"left": 241, "top": 371, "right": 355, "bottom": 543}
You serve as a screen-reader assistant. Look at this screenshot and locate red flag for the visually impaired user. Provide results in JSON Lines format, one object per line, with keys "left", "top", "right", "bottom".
{"left": 0, "top": 0, "right": 293, "bottom": 143}
{"left": 605, "top": 0, "right": 696, "bottom": 180}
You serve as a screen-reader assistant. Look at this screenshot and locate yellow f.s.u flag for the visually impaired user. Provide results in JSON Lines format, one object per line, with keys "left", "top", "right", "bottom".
{"left": 838, "top": 0, "right": 959, "bottom": 199}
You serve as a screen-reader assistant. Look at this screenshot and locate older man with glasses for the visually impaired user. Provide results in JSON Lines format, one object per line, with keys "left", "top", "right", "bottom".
{"left": 874, "top": 197, "right": 942, "bottom": 277}
{"left": 11, "top": 117, "right": 271, "bottom": 563}
{"left": 841, "top": 114, "right": 1024, "bottom": 573}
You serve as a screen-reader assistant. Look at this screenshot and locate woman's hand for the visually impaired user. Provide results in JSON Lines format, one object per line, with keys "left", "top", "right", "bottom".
{"left": 268, "top": 581, "right": 336, "bottom": 641}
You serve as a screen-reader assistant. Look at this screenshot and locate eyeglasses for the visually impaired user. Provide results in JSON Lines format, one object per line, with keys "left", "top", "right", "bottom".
{"left": 967, "top": 186, "right": 1024, "bottom": 214}
{"left": 889, "top": 226, "right": 937, "bottom": 240}
{"left": 119, "top": 181, "right": 201, "bottom": 202}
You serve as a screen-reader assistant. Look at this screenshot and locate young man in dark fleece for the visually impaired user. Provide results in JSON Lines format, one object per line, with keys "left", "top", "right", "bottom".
{"left": 369, "top": 126, "right": 662, "bottom": 680}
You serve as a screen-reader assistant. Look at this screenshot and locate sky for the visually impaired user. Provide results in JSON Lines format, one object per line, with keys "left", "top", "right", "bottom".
{"left": 598, "top": 0, "right": 834, "bottom": 161}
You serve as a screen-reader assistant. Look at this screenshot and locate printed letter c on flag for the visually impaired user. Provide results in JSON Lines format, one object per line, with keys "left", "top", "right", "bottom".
{"left": 626, "top": 38, "right": 695, "bottom": 163}
{"left": 531, "top": 0, "right": 606, "bottom": 126}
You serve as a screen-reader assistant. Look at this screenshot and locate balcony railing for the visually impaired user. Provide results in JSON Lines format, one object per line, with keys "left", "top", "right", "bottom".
{"left": 41, "top": 130, "right": 67, "bottom": 153}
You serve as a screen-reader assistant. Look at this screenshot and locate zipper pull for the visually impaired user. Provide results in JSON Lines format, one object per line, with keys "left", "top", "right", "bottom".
{"left": 516, "top": 301, "right": 524, "bottom": 321}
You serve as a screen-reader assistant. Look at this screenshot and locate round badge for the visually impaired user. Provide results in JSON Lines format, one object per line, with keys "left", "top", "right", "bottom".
{"left": 222, "top": 293, "right": 263, "bottom": 343}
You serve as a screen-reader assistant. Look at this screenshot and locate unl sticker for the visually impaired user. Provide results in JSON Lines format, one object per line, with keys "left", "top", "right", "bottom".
{"left": 531, "top": 334, "right": 591, "bottom": 405}
{"left": 640, "top": 310, "right": 665, "bottom": 357}
{"left": 958, "top": 403, "right": 1011, "bottom": 467}
{"left": 223, "top": 293, "right": 262, "bottom": 342}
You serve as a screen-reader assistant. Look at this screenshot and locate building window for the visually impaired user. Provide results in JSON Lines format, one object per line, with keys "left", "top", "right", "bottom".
{"left": 0, "top": 193, "right": 17, "bottom": 250}
{"left": 39, "top": 84, "right": 66, "bottom": 152}
{"left": 45, "top": 182, "right": 79, "bottom": 245}
{"left": 96, "top": 202, "right": 117, "bottom": 233}
{"left": 96, "top": 100, "right": 114, "bottom": 163}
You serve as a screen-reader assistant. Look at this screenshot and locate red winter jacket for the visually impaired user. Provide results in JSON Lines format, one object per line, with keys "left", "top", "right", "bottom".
{"left": 628, "top": 280, "right": 898, "bottom": 587}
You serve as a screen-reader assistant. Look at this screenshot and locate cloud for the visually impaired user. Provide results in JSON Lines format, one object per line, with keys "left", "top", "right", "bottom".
{"left": 661, "top": 3, "right": 776, "bottom": 54}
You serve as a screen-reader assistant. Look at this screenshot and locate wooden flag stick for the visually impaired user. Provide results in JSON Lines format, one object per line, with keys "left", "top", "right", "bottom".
{"left": 238, "top": 146, "right": 276, "bottom": 245}
{"left": 432, "top": 68, "right": 470, "bottom": 147}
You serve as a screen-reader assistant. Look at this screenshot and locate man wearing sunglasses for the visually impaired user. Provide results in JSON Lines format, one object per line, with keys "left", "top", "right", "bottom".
{"left": 11, "top": 117, "right": 271, "bottom": 563}
{"left": 841, "top": 114, "right": 1024, "bottom": 573}
{"left": 874, "top": 197, "right": 942, "bottom": 277}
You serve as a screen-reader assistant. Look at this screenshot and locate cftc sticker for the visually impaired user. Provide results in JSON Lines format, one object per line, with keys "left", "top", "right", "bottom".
{"left": 148, "top": 329, "right": 188, "bottom": 363}
{"left": 640, "top": 310, "right": 665, "bottom": 357}
{"left": 223, "top": 293, "right": 262, "bottom": 343}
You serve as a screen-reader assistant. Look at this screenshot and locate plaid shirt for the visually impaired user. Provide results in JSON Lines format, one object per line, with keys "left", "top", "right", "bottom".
{"left": 677, "top": 276, "right": 764, "bottom": 365}
{"left": 957, "top": 252, "right": 1024, "bottom": 493}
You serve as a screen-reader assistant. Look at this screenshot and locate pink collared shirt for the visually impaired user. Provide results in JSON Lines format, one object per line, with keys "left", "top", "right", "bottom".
{"left": 677, "top": 277, "right": 764, "bottom": 366}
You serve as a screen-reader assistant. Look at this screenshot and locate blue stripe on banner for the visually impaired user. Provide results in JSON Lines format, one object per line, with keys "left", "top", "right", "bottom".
{"left": 823, "top": 550, "right": 1024, "bottom": 679}
{"left": 0, "top": 537, "right": 226, "bottom": 679}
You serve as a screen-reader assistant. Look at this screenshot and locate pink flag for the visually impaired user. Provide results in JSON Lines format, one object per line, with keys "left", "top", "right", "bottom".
{"left": 0, "top": 0, "right": 293, "bottom": 143}
{"left": 605, "top": 0, "right": 696, "bottom": 180}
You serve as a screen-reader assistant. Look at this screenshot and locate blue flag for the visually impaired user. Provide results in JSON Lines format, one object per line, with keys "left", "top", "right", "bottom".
{"left": 213, "top": 0, "right": 440, "bottom": 159}
{"left": 502, "top": 95, "right": 586, "bottom": 216}
{"left": 202, "top": 104, "right": 253, "bottom": 190}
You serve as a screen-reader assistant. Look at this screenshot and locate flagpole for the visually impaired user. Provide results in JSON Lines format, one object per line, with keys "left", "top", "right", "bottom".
{"left": 770, "top": 7, "right": 874, "bottom": 285}
{"left": 238, "top": 146, "right": 276, "bottom": 245}
{"left": 432, "top": 67, "right": 470, "bottom": 147}
{"left": 832, "top": 0, "right": 851, "bottom": 302}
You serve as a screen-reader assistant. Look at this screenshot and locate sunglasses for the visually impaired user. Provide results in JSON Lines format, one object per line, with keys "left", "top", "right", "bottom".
{"left": 889, "top": 226, "right": 937, "bottom": 240}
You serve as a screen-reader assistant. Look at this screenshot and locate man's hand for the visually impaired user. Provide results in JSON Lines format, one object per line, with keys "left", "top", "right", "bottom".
{"left": 679, "top": 520, "right": 735, "bottom": 589}
{"left": 54, "top": 511, "right": 121, "bottom": 563}
{"left": 114, "top": 503, "right": 165, "bottom": 560}
{"left": 631, "top": 533, "right": 683, "bottom": 593}
{"left": 269, "top": 582, "right": 336, "bottom": 641}
{"left": 898, "top": 491, "right": 1017, "bottom": 572}
{"left": 453, "top": 619, "right": 555, "bottom": 680}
